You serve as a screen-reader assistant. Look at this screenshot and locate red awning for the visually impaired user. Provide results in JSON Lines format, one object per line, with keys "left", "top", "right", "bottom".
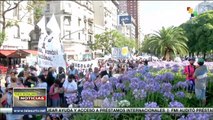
{"left": 0, "top": 50, "right": 16, "bottom": 57}
{"left": 20, "top": 50, "right": 38, "bottom": 55}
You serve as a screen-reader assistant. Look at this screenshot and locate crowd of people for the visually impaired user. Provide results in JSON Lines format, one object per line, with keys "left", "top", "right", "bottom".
{"left": 0, "top": 57, "right": 209, "bottom": 120}
{"left": 0, "top": 59, "right": 149, "bottom": 120}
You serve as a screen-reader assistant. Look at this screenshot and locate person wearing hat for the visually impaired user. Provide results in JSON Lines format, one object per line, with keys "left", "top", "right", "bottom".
{"left": 184, "top": 57, "right": 196, "bottom": 93}
{"left": 193, "top": 58, "right": 208, "bottom": 106}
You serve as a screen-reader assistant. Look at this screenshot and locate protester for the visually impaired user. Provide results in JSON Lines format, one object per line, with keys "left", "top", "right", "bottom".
{"left": 193, "top": 58, "right": 208, "bottom": 106}
{"left": 63, "top": 74, "right": 77, "bottom": 107}
{"left": 49, "top": 79, "right": 61, "bottom": 107}
{"left": 184, "top": 57, "right": 196, "bottom": 93}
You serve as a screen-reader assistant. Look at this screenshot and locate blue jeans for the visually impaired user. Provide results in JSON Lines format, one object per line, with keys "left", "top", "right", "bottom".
{"left": 52, "top": 99, "right": 60, "bottom": 107}
{"left": 187, "top": 80, "right": 195, "bottom": 93}
{"left": 195, "top": 88, "right": 206, "bottom": 100}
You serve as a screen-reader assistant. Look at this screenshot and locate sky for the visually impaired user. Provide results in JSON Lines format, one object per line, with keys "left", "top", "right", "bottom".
{"left": 140, "top": 1, "right": 203, "bottom": 35}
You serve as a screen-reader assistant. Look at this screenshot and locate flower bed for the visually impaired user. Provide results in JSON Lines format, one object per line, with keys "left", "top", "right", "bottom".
{"left": 71, "top": 62, "right": 213, "bottom": 119}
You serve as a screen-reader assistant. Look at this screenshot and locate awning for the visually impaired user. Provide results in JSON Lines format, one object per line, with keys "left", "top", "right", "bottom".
{"left": 0, "top": 50, "right": 16, "bottom": 57}
{"left": 20, "top": 50, "right": 38, "bottom": 55}
{"left": 7, "top": 50, "right": 37, "bottom": 58}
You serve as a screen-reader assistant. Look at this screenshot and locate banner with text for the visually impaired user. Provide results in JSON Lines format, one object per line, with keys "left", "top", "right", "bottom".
{"left": 37, "top": 15, "right": 66, "bottom": 68}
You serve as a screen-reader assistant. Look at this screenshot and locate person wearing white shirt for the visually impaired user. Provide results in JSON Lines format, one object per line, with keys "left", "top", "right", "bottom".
{"left": 36, "top": 75, "right": 47, "bottom": 88}
{"left": 63, "top": 74, "right": 77, "bottom": 107}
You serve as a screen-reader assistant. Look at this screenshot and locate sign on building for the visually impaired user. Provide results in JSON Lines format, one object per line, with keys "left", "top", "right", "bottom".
{"left": 119, "top": 15, "right": 132, "bottom": 25}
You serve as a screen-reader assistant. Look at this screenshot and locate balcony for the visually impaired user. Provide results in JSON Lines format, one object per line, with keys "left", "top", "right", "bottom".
{"left": 88, "top": 29, "right": 93, "bottom": 34}
{"left": 88, "top": 18, "right": 93, "bottom": 23}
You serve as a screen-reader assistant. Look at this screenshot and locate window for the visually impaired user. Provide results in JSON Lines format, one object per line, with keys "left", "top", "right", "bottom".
{"left": 78, "top": 18, "right": 81, "bottom": 26}
{"left": 88, "top": 35, "right": 92, "bottom": 41}
{"left": 64, "top": 30, "right": 71, "bottom": 40}
{"left": 64, "top": 16, "right": 71, "bottom": 25}
{"left": 46, "top": 4, "right": 50, "bottom": 12}
{"left": 78, "top": 33, "right": 81, "bottom": 39}
{"left": 14, "top": 26, "right": 20, "bottom": 38}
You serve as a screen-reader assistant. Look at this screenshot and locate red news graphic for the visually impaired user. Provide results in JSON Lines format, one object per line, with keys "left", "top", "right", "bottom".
{"left": 19, "top": 96, "right": 46, "bottom": 101}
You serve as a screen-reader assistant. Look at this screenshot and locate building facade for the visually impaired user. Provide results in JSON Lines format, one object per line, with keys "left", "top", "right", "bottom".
{"left": 119, "top": 0, "right": 141, "bottom": 48}
{"left": 93, "top": 1, "right": 119, "bottom": 31}
{"left": 117, "top": 14, "right": 136, "bottom": 39}
{"left": 0, "top": 1, "right": 34, "bottom": 50}
{"left": 31, "top": 1, "right": 95, "bottom": 61}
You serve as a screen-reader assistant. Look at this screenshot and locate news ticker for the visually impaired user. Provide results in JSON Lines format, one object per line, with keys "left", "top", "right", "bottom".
{"left": 0, "top": 108, "right": 213, "bottom": 114}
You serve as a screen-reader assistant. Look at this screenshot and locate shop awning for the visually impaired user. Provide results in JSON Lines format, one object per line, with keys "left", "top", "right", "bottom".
{"left": 0, "top": 50, "right": 16, "bottom": 57}
{"left": 20, "top": 50, "right": 38, "bottom": 55}
{"left": 7, "top": 50, "right": 38, "bottom": 58}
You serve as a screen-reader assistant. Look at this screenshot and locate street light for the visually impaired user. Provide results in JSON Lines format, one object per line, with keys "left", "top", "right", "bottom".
{"left": 60, "top": 28, "right": 86, "bottom": 61}
{"left": 60, "top": 28, "right": 85, "bottom": 40}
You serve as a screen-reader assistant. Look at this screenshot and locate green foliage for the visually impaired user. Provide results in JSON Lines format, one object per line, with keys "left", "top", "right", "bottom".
{"left": 0, "top": 32, "right": 6, "bottom": 47}
{"left": 180, "top": 10, "right": 213, "bottom": 58}
{"left": 89, "top": 30, "right": 136, "bottom": 55}
{"left": 140, "top": 26, "right": 188, "bottom": 60}
{"left": 27, "top": 0, "right": 46, "bottom": 23}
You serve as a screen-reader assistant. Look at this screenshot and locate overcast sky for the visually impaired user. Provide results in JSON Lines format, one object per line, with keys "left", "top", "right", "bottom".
{"left": 140, "top": 1, "right": 202, "bottom": 34}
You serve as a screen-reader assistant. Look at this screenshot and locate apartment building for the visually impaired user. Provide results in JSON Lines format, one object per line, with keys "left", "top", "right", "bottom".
{"left": 119, "top": 0, "right": 142, "bottom": 48}
{"left": 0, "top": 1, "right": 34, "bottom": 50}
{"left": 36, "top": 1, "right": 95, "bottom": 61}
{"left": 93, "top": 1, "right": 119, "bottom": 31}
{"left": 117, "top": 14, "right": 136, "bottom": 39}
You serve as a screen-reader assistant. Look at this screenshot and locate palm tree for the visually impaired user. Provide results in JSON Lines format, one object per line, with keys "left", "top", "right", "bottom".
{"left": 144, "top": 26, "right": 188, "bottom": 60}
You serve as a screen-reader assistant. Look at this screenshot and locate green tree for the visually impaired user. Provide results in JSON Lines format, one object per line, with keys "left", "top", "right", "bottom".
{"left": 141, "top": 26, "right": 188, "bottom": 60}
{"left": 0, "top": 0, "right": 46, "bottom": 47}
{"left": 180, "top": 10, "right": 213, "bottom": 59}
{"left": 89, "top": 30, "right": 136, "bottom": 55}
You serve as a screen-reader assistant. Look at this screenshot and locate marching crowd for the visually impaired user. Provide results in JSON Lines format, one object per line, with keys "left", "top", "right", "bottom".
{"left": 0, "top": 59, "right": 149, "bottom": 120}
{"left": 0, "top": 57, "right": 208, "bottom": 120}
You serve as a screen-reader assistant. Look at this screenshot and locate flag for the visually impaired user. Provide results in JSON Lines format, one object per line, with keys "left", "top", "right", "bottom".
{"left": 45, "top": 14, "right": 66, "bottom": 68}
{"left": 37, "top": 16, "right": 48, "bottom": 67}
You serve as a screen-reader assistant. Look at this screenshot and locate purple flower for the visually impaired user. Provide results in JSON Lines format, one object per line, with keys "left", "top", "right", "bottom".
{"left": 109, "top": 77, "right": 120, "bottom": 85}
{"left": 163, "top": 92, "right": 174, "bottom": 101}
{"left": 186, "top": 113, "right": 211, "bottom": 120}
{"left": 81, "top": 89, "right": 97, "bottom": 101}
{"left": 100, "top": 83, "right": 113, "bottom": 92}
{"left": 83, "top": 81, "right": 95, "bottom": 90}
{"left": 66, "top": 94, "right": 78, "bottom": 104}
{"left": 102, "top": 98, "right": 117, "bottom": 108}
{"left": 144, "top": 102, "right": 161, "bottom": 120}
{"left": 164, "top": 72, "right": 174, "bottom": 81}
{"left": 115, "top": 83, "right": 125, "bottom": 90}
{"left": 133, "top": 89, "right": 147, "bottom": 100}
{"left": 138, "top": 81, "right": 146, "bottom": 89}
{"left": 79, "top": 100, "right": 94, "bottom": 108}
{"left": 130, "top": 81, "right": 139, "bottom": 90}
{"left": 172, "top": 67, "right": 179, "bottom": 73}
{"left": 169, "top": 101, "right": 184, "bottom": 108}
{"left": 175, "top": 81, "right": 188, "bottom": 89}
{"left": 175, "top": 91, "right": 185, "bottom": 98}
{"left": 161, "top": 83, "right": 172, "bottom": 93}
{"left": 97, "top": 89, "right": 111, "bottom": 98}
{"left": 112, "top": 93, "right": 125, "bottom": 100}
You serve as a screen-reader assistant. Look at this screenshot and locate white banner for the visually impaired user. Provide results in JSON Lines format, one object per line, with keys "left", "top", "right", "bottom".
{"left": 37, "top": 15, "right": 66, "bottom": 68}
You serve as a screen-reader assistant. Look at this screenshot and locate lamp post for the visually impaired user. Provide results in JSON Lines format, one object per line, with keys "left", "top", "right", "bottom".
{"left": 60, "top": 28, "right": 86, "bottom": 61}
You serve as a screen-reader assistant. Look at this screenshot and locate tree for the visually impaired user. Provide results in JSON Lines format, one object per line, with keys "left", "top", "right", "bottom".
{"left": 141, "top": 26, "right": 188, "bottom": 60}
{"left": 180, "top": 10, "right": 213, "bottom": 59}
{"left": 89, "top": 30, "right": 136, "bottom": 55}
{"left": 0, "top": 0, "right": 46, "bottom": 47}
